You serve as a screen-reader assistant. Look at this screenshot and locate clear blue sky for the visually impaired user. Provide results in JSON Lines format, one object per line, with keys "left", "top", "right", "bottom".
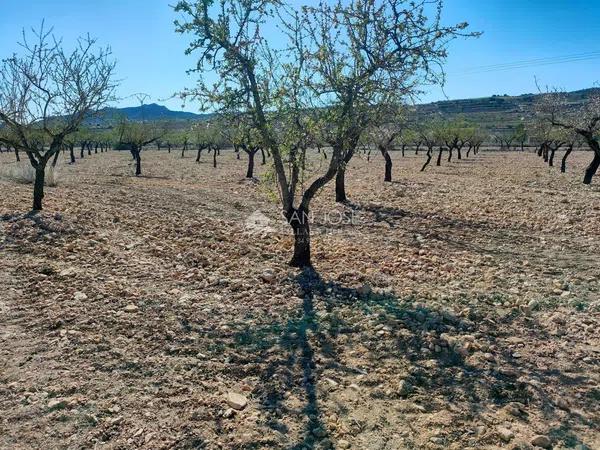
{"left": 1, "top": 0, "right": 599, "bottom": 110}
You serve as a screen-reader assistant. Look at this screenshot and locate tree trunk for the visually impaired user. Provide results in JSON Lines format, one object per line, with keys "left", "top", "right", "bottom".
{"left": 583, "top": 148, "right": 600, "bottom": 185}
{"left": 287, "top": 207, "right": 311, "bottom": 268}
{"left": 51, "top": 148, "right": 60, "bottom": 168}
{"left": 447, "top": 148, "right": 454, "bottom": 162}
{"left": 33, "top": 166, "right": 45, "bottom": 211}
{"left": 436, "top": 147, "right": 443, "bottom": 166}
{"left": 213, "top": 147, "right": 218, "bottom": 168}
{"left": 457, "top": 147, "right": 462, "bottom": 160}
{"left": 421, "top": 149, "right": 432, "bottom": 172}
{"left": 134, "top": 148, "right": 142, "bottom": 176}
{"left": 549, "top": 148, "right": 556, "bottom": 167}
{"left": 335, "top": 166, "right": 347, "bottom": 203}
{"left": 261, "top": 147, "right": 266, "bottom": 165}
{"left": 380, "top": 146, "right": 392, "bottom": 182}
{"left": 335, "top": 144, "right": 356, "bottom": 203}
{"left": 401, "top": 145, "right": 406, "bottom": 157}
{"left": 196, "top": 146, "right": 203, "bottom": 162}
{"left": 466, "top": 146, "right": 472, "bottom": 157}
{"left": 246, "top": 150, "right": 255, "bottom": 178}
{"left": 80, "top": 144, "right": 85, "bottom": 159}
{"left": 70, "top": 144, "right": 75, "bottom": 164}
{"left": 561, "top": 146, "right": 573, "bottom": 173}
{"left": 14, "top": 147, "right": 20, "bottom": 162}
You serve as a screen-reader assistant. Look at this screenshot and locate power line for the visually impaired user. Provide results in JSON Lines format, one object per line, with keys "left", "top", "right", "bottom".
{"left": 452, "top": 51, "right": 600, "bottom": 76}
{"left": 460, "top": 51, "right": 600, "bottom": 72}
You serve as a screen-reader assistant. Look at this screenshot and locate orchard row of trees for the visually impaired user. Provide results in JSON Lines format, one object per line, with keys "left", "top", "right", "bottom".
{"left": 0, "top": 0, "right": 479, "bottom": 269}
{"left": 2, "top": 1, "right": 598, "bottom": 268}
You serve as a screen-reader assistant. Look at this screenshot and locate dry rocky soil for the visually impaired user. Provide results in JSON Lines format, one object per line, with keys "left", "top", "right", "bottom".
{"left": 0, "top": 148, "right": 599, "bottom": 450}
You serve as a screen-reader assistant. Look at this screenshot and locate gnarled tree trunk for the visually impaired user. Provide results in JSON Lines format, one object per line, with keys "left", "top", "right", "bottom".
{"left": 549, "top": 147, "right": 556, "bottom": 166}
{"left": 335, "top": 145, "right": 356, "bottom": 203}
{"left": 133, "top": 147, "right": 142, "bottom": 176}
{"left": 335, "top": 166, "right": 347, "bottom": 202}
{"left": 420, "top": 148, "right": 432, "bottom": 172}
{"left": 287, "top": 207, "right": 311, "bottom": 268}
{"left": 436, "top": 147, "right": 443, "bottom": 166}
{"left": 245, "top": 149, "right": 256, "bottom": 178}
{"left": 584, "top": 144, "right": 600, "bottom": 184}
{"left": 561, "top": 145, "right": 573, "bottom": 173}
{"left": 51, "top": 148, "right": 61, "bottom": 167}
{"left": 33, "top": 166, "right": 46, "bottom": 211}
{"left": 379, "top": 145, "right": 392, "bottom": 182}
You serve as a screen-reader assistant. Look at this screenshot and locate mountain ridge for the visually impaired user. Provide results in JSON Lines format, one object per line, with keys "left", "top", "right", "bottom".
{"left": 85, "top": 103, "right": 208, "bottom": 125}
{"left": 87, "top": 88, "right": 600, "bottom": 130}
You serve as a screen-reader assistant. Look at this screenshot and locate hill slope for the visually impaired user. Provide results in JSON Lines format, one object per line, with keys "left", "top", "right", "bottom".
{"left": 85, "top": 88, "right": 600, "bottom": 132}
{"left": 413, "top": 87, "right": 600, "bottom": 132}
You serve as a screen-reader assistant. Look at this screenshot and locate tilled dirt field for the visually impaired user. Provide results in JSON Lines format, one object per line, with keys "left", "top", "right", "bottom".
{"left": 0, "top": 149, "right": 599, "bottom": 450}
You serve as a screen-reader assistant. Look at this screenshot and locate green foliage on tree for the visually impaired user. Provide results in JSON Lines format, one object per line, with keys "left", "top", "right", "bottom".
{"left": 174, "top": 0, "right": 477, "bottom": 267}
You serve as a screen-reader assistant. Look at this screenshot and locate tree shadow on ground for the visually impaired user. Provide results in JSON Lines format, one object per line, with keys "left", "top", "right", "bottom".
{"left": 0, "top": 211, "right": 75, "bottom": 250}
{"left": 339, "top": 200, "right": 594, "bottom": 264}
{"left": 204, "top": 267, "right": 596, "bottom": 449}
{"left": 109, "top": 172, "right": 171, "bottom": 180}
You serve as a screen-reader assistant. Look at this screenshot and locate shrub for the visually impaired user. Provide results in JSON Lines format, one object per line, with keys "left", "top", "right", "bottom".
{"left": 0, "top": 162, "right": 60, "bottom": 187}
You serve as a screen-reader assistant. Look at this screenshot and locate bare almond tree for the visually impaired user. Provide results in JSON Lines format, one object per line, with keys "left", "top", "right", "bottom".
{"left": 174, "top": 0, "right": 337, "bottom": 267}
{"left": 174, "top": 0, "right": 476, "bottom": 267}
{"left": 0, "top": 24, "right": 117, "bottom": 210}
{"left": 116, "top": 119, "right": 170, "bottom": 176}
{"left": 368, "top": 106, "right": 405, "bottom": 182}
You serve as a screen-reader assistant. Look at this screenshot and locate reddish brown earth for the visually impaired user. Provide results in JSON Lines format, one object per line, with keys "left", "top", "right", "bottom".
{"left": 0, "top": 149, "right": 599, "bottom": 450}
